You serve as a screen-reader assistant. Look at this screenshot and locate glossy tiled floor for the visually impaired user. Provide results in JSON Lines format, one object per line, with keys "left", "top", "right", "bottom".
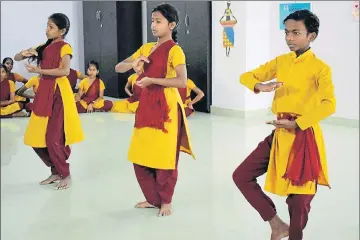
{"left": 1, "top": 111, "right": 359, "bottom": 240}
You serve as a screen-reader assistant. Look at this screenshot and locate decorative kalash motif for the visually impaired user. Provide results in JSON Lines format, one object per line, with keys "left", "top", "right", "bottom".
{"left": 220, "top": 1, "right": 237, "bottom": 57}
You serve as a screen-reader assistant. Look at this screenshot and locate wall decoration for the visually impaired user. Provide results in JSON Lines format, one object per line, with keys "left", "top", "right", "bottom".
{"left": 279, "top": 2, "right": 311, "bottom": 30}
{"left": 220, "top": 1, "right": 237, "bottom": 57}
{"left": 353, "top": 1, "right": 359, "bottom": 22}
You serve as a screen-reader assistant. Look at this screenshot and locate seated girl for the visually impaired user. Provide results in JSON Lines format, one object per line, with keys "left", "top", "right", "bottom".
{"left": 0, "top": 64, "right": 28, "bottom": 118}
{"left": 15, "top": 74, "right": 40, "bottom": 113}
{"left": 68, "top": 68, "right": 87, "bottom": 93}
{"left": 3, "top": 57, "right": 30, "bottom": 105}
{"left": 110, "top": 73, "right": 142, "bottom": 113}
{"left": 2, "top": 57, "right": 28, "bottom": 83}
{"left": 178, "top": 78, "right": 205, "bottom": 117}
{"left": 75, "top": 61, "right": 113, "bottom": 113}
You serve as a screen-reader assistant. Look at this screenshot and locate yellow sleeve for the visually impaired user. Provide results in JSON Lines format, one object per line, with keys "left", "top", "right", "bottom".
{"left": 128, "top": 73, "right": 137, "bottom": 83}
{"left": 9, "top": 81, "right": 16, "bottom": 93}
{"left": 25, "top": 76, "right": 37, "bottom": 88}
{"left": 78, "top": 79, "right": 86, "bottom": 90}
{"left": 60, "top": 44, "right": 73, "bottom": 59}
{"left": 239, "top": 57, "right": 278, "bottom": 93}
{"left": 187, "top": 79, "right": 196, "bottom": 90}
{"left": 128, "top": 74, "right": 134, "bottom": 83}
{"left": 14, "top": 73, "right": 25, "bottom": 82}
{"left": 296, "top": 66, "right": 336, "bottom": 130}
{"left": 170, "top": 45, "right": 186, "bottom": 68}
{"left": 100, "top": 80, "right": 105, "bottom": 91}
{"left": 131, "top": 45, "right": 144, "bottom": 60}
{"left": 77, "top": 71, "right": 81, "bottom": 78}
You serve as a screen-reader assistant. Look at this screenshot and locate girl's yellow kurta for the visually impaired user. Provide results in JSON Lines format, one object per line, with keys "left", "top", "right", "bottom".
{"left": 128, "top": 42, "right": 195, "bottom": 170}
{"left": 1, "top": 80, "right": 22, "bottom": 116}
{"left": 240, "top": 49, "right": 336, "bottom": 196}
{"left": 184, "top": 78, "right": 196, "bottom": 107}
{"left": 77, "top": 78, "right": 106, "bottom": 109}
{"left": 72, "top": 70, "right": 83, "bottom": 98}
{"left": 111, "top": 73, "right": 139, "bottom": 113}
{"left": 11, "top": 73, "right": 25, "bottom": 82}
{"left": 25, "top": 75, "right": 40, "bottom": 93}
{"left": 24, "top": 44, "right": 84, "bottom": 147}
{"left": 11, "top": 72, "right": 28, "bottom": 102}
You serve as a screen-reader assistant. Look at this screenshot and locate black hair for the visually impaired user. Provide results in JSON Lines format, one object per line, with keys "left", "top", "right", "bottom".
{"left": 29, "top": 13, "right": 71, "bottom": 65}
{"left": 2, "top": 57, "right": 13, "bottom": 65}
{"left": 87, "top": 61, "right": 100, "bottom": 78}
{"left": 152, "top": 3, "right": 180, "bottom": 42}
{"left": 0, "top": 64, "right": 9, "bottom": 74}
{"left": 283, "top": 9, "right": 320, "bottom": 36}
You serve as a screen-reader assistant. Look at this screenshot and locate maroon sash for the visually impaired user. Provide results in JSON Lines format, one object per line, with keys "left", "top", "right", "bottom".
{"left": 81, "top": 78, "right": 100, "bottom": 104}
{"left": 67, "top": 68, "right": 78, "bottom": 91}
{"left": 32, "top": 40, "right": 68, "bottom": 117}
{"left": 128, "top": 83, "right": 143, "bottom": 103}
{"left": 7, "top": 73, "right": 16, "bottom": 83}
{"left": 0, "top": 80, "right": 10, "bottom": 101}
{"left": 134, "top": 40, "right": 176, "bottom": 133}
{"left": 279, "top": 113, "right": 323, "bottom": 186}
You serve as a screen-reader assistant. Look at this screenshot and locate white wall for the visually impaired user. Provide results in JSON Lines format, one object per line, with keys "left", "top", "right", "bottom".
{"left": 212, "top": 1, "right": 359, "bottom": 120}
{"left": 212, "top": 1, "right": 247, "bottom": 111}
{"left": 2, "top": 1, "right": 357, "bottom": 120}
{"left": 244, "top": 1, "right": 274, "bottom": 112}
{"left": 212, "top": 1, "right": 275, "bottom": 113}
{"left": 1, "top": 1, "right": 85, "bottom": 87}
{"left": 142, "top": 1, "right": 148, "bottom": 44}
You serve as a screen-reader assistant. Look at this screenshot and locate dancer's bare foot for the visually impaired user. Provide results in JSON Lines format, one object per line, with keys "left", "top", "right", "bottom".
{"left": 158, "top": 203, "right": 172, "bottom": 217}
{"left": 135, "top": 201, "right": 156, "bottom": 208}
{"left": 39, "top": 174, "right": 61, "bottom": 185}
{"left": 269, "top": 215, "right": 289, "bottom": 240}
{"left": 54, "top": 176, "right": 72, "bottom": 190}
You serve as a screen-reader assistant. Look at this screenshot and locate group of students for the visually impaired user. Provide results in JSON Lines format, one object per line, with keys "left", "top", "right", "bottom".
{"left": 1, "top": 58, "right": 204, "bottom": 118}
{"left": 3, "top": 4, "right": 336, "bottom": 240}
{"left": 1, "top": 59, "right": 87, "bottom": 117}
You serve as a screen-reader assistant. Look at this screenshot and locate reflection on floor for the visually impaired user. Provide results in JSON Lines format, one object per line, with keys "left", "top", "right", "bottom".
{"left": 1, "top": 111, "right": 359, "bottom": 240}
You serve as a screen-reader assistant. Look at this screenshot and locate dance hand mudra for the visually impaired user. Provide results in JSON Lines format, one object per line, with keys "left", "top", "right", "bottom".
{"left": 132, "top": 56, "right": 150, "bottom": 74}
{"left": 266, "top": 119, "right": 298, "bottom": 129}
{"left": 21, "top": 48, "right": 38, "bottom": 57}
{"left": 25, "top": 64, "right": 41, "bottom": 74}
{"left": 136, "top": 77, "right": 153, "bottom": 88}
{"left": 255, "top": 82, "right": 283, "bottom": 93}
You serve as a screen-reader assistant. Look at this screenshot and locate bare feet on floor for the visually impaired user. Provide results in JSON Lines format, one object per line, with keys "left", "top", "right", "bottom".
{"left": 269, "top": 215, "right": 289, "bottom": 240}
{"left": 54, "top": 175, "right": 72, "bottom": 190}
{"left": 39, "top": 174, "right": 61, "bottom": 185}
{"left": 158, "top": 203, "right": 172, "bottom": 217}
{"left": 135, "top": 201, "right": 156, "bottom": 208}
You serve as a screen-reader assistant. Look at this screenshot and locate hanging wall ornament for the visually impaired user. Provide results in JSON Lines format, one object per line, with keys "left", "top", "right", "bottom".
{"left": 353, "top": 1, "right": 359, "bottom": 22}
{"left": 220, "top": 1, "right": 237, "bottom": 57}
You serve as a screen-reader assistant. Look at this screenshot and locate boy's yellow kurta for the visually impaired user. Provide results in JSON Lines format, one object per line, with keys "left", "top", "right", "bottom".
{"left": 1, "top": 80, "right": 22, "bottom": 116}
{"left": 128, "top": 42, "right": 195, "bottom": 170}
{"left": 77, "top": 78, "right": 106, "bottom": 109}
{"left": 24, "top": 44, "right": 84, "bottom": 147}
{"left": 240, "top": 49, "right": 336, "bottom": 196}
